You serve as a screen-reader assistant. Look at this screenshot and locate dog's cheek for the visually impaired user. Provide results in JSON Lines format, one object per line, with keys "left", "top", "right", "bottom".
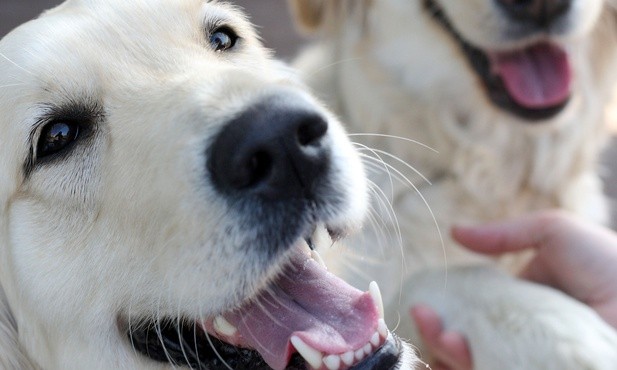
{"left": 319, "top": 116, "right": 369, "bottom": 232}
{"left": 565, "top": 0, "right": 604, "bottom": 37}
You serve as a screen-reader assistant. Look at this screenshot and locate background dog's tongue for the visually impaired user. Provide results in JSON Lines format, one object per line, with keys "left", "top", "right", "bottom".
{"left": 491, "top": 43, "right": 571, "bottom": 109}
{"left": 219, "top": 253, "right": 379, "bottom": 370}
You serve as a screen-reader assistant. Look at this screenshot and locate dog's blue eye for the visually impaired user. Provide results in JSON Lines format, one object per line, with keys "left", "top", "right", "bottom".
{"left": 37, "top": 121, "right": 80, "bottom": 158}
{"left": 209, "top": 27, "right": 237, "bottom": 52}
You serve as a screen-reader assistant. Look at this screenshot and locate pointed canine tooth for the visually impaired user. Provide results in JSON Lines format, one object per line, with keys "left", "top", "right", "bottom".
{"left": 291, "top": 336, "right": 323, "bottom": 369}
{"left": 378, "top": 319, "right": 388, "bottom": 338}
{"left": 363, "top": 343, "right": 372, "bottom": 356}
{"left": 324, "top": 355, "right": 341, "bottom": 370}
{"left": 355, "top": 349, "right": 364, "bottom": 361}
{"left": 310, "top": 249, "right": 327, "bottom": 269}
{"left": 369, "top": 281, "right": 384, "bottom": 320}
{"left": 213, "top": 316, "right": 237, "bottom": 337}
{"left": 370, "top": 332, "right": 380, "bottom": 347}
{"left": 341, "top": 351, "right": 354, "bottom": 366}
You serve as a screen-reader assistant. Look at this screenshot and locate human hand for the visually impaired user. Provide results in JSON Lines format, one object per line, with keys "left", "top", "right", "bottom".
{"left": 410, "top": 305, "right": 472, "bottom": 370}
{"left": 452, "top": 210, "right": 617, "bottom": 329}
{"left": 412, "top": 211, "right": 617, "bottom": 370}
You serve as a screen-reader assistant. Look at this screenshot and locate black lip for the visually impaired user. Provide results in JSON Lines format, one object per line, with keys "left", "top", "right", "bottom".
{"left": 349, "top": 334, "right": 404, "bottom": 370}
{"left": 423, "top": 0, "right": 570, "bottom": 122}
{"left": 127, "top": 318, "right": 403, "bottom": 370}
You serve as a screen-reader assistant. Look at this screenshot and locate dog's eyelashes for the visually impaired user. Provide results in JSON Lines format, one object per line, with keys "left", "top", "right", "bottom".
{"left": 36, "top": 121, "right": 80, "bottom": 158}
{"left": 209, "top": 27, "right": 238, "bottom": 52}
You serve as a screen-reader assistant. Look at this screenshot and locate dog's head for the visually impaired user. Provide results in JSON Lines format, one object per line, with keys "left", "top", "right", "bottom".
{"left": 289, "top": 0, "right": 617, "bottom": 125}
{"left": 0, "top": 1, "right": 413, "bottom": 369}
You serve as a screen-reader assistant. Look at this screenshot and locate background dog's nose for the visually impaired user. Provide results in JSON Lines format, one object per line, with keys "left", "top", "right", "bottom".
{"left": 208, "top": 96, "right": 329, "bottom": 199}
{"left": 495, "top": 0, "right": 571, "bottom": 26}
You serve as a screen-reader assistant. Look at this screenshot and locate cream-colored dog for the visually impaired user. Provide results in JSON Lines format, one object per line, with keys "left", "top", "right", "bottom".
{"left": 289, "top": 0, "right": 617, "bottom": 368}
{"left": 0, "top": 1, "right": 421, "bottom": 369}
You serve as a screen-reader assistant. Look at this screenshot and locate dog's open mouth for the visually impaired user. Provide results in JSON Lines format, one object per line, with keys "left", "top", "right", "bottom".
{"left": 424, "top": 0, "right": 572, "bottom": 121}
{"left": 127, "top": 239, "right": 401, "bottom": 370}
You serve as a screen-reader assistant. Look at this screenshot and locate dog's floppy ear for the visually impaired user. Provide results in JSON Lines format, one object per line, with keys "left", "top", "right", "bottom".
{"left": 287, "top": 0, "right": 340, "bottom": 34}
{"left": 288, "top": 0, "right": 373, "bottom": 35}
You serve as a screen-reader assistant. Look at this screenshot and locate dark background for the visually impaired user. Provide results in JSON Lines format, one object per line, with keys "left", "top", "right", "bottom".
{"left": 2, "top": 0, "right": 616, "bottom": 224}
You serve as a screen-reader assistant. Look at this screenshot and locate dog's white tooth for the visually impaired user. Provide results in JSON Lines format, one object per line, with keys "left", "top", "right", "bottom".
{"left": 341, "top": 351, "right": 355, "bottom": 366}
{"left": 310, "top": 249, "right": 327, "bottom": 269}
{"left": 368, "top": 281, "right": 384, "bottom": 320}
{"left": 370, "top": 332, "right": 380, "bottom": 347}
{"left": 363, "top": 343, "right": 372, "bottom": 356}
{"left": 291, "top": 336, "right": 323, "bottom": 369}
{"left": 323, "top": 355, "right": 341, "bottom": 370}
{"left": 213, "top": 316, "right": 237, "bottom": 337}
{"left": 354, "top": 349, "right": 365, "bottom": 361}
{"left": 377, "top": 318, "right": 388, "bottom": 338}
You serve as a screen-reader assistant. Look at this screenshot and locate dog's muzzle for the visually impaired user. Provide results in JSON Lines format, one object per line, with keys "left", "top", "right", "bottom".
{"left": 424, "top": 0, "right": 574, "bottom": 121}
{"left": 126, "top": 91, "right": 408, "bottom": 369}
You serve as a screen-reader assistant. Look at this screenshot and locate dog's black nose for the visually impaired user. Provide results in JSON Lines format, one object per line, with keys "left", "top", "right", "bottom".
{"left": 208, "top": 95, "right": 329, "bottom": 200}
{"left": 496, "top": 0, "right": 570, "bottom": 26}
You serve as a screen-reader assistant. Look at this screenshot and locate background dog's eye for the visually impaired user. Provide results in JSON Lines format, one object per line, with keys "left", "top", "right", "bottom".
{"left": 209, "top": 27, "right": 238, "bottom": 52}
{"left": 37, "top": 121, "right": 80, "bottom": 158}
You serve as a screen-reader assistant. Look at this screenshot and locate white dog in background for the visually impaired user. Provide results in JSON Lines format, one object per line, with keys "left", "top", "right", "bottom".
{"left": 288, "top": 0, "right": 617, "bottom": 368}
{"left": 0, "top": 1, "right": 420, "bottom": 369}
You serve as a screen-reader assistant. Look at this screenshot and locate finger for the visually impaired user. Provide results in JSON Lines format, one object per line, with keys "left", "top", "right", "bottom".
{"left": 451, "top": 212, "right": 561, "bottom": 255}
{"left": 519, "top": 256, "right": 558, "bottom": 287}
{"left": 411, "top": 304, "right": 443, "bottom": 347}
{"left": 431, "top": 362, "right": 451, "bottom": 370}
{"left": 438, "top": 331, "right": 472, "bottom": 370}
{"left": 411, "top": 306, "right": 472, "bottom": 370}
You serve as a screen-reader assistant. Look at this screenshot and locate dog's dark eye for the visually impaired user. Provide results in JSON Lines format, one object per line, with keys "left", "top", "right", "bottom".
{"left": 37, "top": 121, "right": 80, "bottom": 158}
{"left": 209, "top": 27, "right": 238, "bottom": 52}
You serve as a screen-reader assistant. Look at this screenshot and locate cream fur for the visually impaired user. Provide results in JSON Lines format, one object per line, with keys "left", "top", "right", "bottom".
{"left": 290, "top": 0, "right": 617, "bottom": 367}
{"left": 0, "top": 1, "right": 419, "bottom": 369}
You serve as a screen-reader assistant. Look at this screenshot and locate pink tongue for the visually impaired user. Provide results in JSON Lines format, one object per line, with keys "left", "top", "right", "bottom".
{"left": 209, "top": 251, "right": 379, "bottom": 370}
{"left": 491, "top": 43, "right": 572, "bottom": 109}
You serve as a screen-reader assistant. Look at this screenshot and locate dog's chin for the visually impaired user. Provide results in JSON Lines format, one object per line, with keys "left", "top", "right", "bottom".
{"left": 125, "top": 235, "right": 403, "bottom": 370}
{"left": 424, "top": 0, "right": 572, "bottom": 122}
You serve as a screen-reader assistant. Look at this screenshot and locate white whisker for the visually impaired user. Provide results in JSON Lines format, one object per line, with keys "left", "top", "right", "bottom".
{"left": 356, "top": 142, "right": 447, "bottom": 294}
{"left": 355, "top": 142, "right": 396, "bottom": 201}
{"left": 0, "top": 52, "right": 34, "bottom": 76}
{"left": 197, "top": 285, "right": 234, "bottom": 370}
{"left": 173, "top": 273, "right": 194, "bottom": 368}
{"left": 155, "top": 282, "right": 179, "bottom": 369}
{"left": 367, "top": 180, "right": 404, "bottom": 253}
{"left": 349, "top": 133, "right": 439, "bottom": 153}
{"left": 0, "top": 83, "right": 26, "bottom": 89}
{"left": 357, "top": 145, "right": 433, "bottom": 186}
{"left": 305, "top": 57, "right": 363, "bottom": 79}
{"left": 203, "top": 332, "right": 235, "bottom": 370}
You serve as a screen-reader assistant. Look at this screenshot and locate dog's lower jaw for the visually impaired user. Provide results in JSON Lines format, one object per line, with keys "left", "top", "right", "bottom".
{"left": 124, "top": 244, "right": 415, "bottom": 370}
{"left": 126, "top": 319, "right": 417, "bottom": 370}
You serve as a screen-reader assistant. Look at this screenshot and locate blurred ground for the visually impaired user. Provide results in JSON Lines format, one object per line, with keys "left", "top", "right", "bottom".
{"left": 2, "top": 0, "right": 616, "bottom": 225}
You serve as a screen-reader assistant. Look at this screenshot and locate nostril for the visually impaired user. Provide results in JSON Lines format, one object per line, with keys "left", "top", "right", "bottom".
{"left": 498, "top": 0, "right": 534, "bottom": 5}
{"left": 297, "top": 115, "right": 328, "bottom": 147}
{"left": 495, "top": 0, "right": 570, "bottom": 25}
{"left": 496, "top": 0, "right": 541, "bottom": 19}
{"left": 244, "top": 151, "right": 273, "bottom": 189}
{"left": 220, "top": 150, "right": 273, "bottom": 190}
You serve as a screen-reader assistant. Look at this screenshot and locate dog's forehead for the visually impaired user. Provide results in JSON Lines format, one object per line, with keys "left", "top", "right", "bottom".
{"left": 0, "top": 0, "right": 259, "bottom": 91}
